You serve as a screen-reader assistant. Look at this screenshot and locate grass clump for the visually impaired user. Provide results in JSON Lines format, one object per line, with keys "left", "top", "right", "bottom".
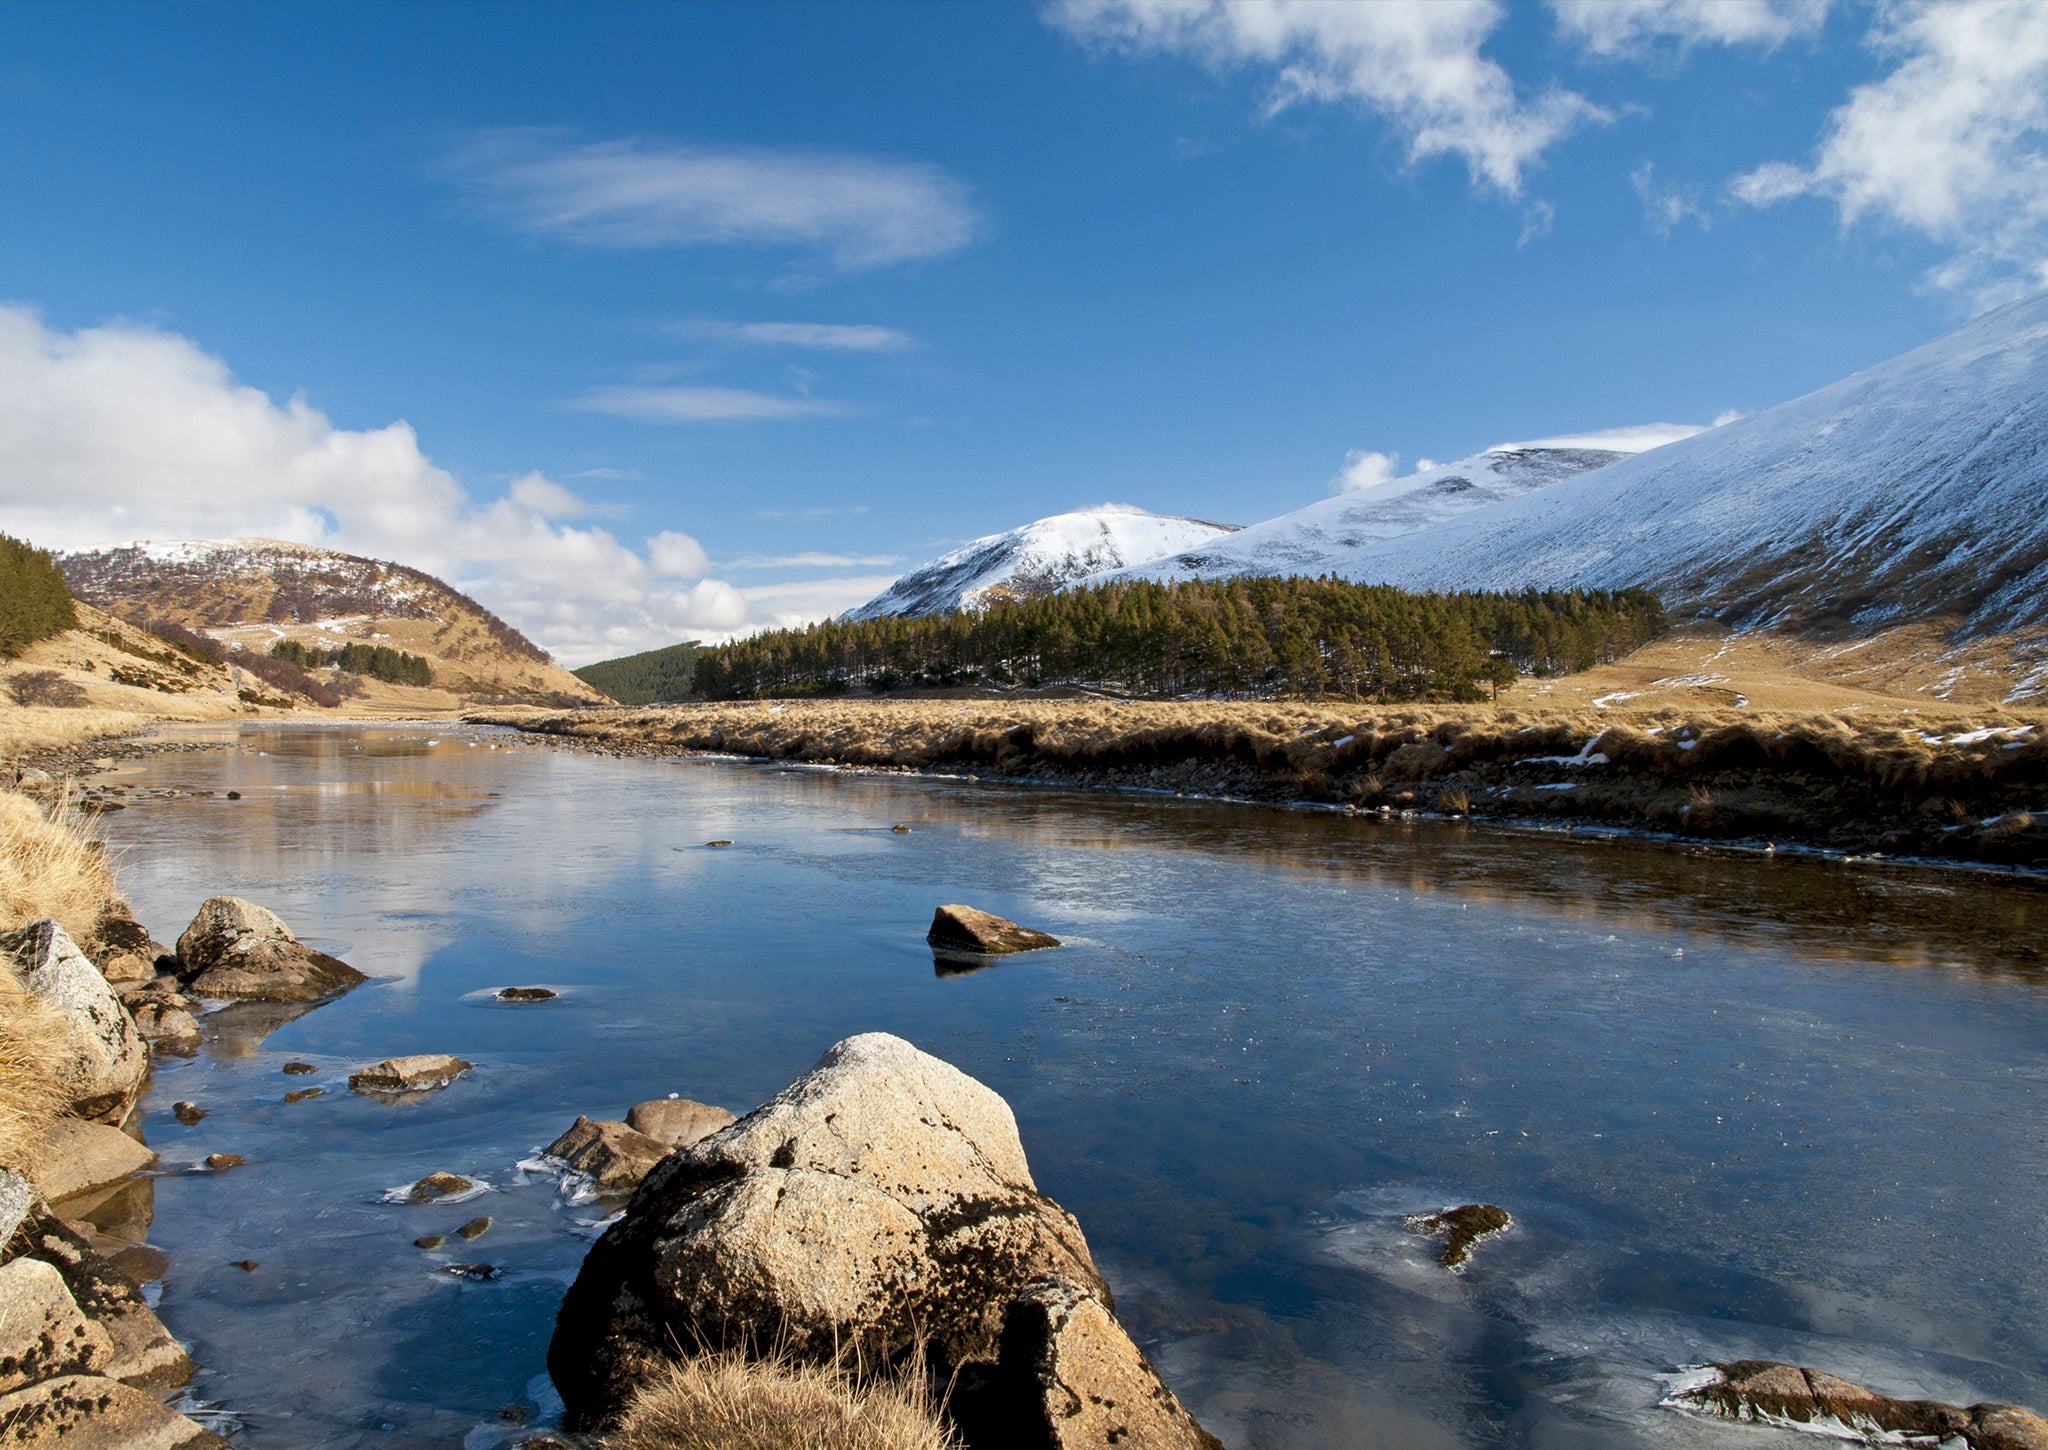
{"left": 0, "top": 789, "right": 119, "bottom": 944}
{"left": 0, "top": 976, "right": 71, "bottom": 1178}
{"left": 606, "top": 1349, "right": 955, "bottom": 1450}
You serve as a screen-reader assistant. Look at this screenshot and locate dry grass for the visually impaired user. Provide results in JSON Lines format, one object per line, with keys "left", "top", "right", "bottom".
{"left": 0, "top": 704, "right": 151, "bottom": 762}
{"left": 0, "top": 979, "right": 72, "bottom": 1177}
{"left": 0, "top": 789, "right": 120, "bottom": 943}
{"left": 605, "top": 1349, "right": 955, "bottom": 1450}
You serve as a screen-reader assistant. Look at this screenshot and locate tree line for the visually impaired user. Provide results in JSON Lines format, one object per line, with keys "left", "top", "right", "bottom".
{"left": 690, "top": 576, "right": 1666, "bottom": 701}
{"left": 0, "top": 534, "right": 78, "bottom": 658}
{"left": 271, "top": 639, "right": 433, "bottom": 687}
{"left": 573, "top": 641, "right": 697, "bottom": 705}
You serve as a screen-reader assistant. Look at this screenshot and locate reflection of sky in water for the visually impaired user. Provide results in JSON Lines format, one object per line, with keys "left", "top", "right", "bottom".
{"left": 94, "top": 724, "right": 2048, "bottom": 1448}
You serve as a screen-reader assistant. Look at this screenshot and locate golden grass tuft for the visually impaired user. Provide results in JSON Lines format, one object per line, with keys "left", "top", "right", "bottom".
{"left": 606, "top": 1349, "right": 956, "bottom": 1450}
{"left": 0, "top": 978, "right": 72, "bottom": 1177}
{"left": 0, "top": 789, "right": 120, "bottom": 943}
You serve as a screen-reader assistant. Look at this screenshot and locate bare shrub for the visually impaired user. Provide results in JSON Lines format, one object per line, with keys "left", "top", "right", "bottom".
{"left": 1437, "top": 786, "right": 1472, "bottom": 815}
{"left": 8, "top": 670, "right": 87, "bottom": 708}
{"left": 606, "top": 1347, "right": 955, "bottom": 1450}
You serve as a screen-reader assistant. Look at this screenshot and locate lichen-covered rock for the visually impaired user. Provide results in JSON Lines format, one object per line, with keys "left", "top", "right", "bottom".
{"left": 0, "top": 1374, "right": 223, "bottom": 1448}
{"left": 623, "top": 1098, "right": 735, "bottom": 1149}
{"left": 544, "top": 1116, "right": 672, "bottom": 1191}
{"left": 16, "top": 1211, "right": 193, "bottom": 1391}
{"left": 174, "top": 896, "right": 366, "bottom": 1002}
{"left": 1, "top": 921, "right": 147, "bottom": 1123}
{"left": 927, "top": 905, "right": 1060, "bottom": 956}
{"left": 34, "top": 1119, "right": 157, "bottom": 1205}
{"left": 82, "top": 911, "right": 168, "bottom": 985}
{"left": 0, "top": 1168, "right": 32, "bottom": 1249}
{"left": 0, "top": 1258, "right": 112, "bottom": 1392}
{"left": 978, "top": 1276, "right": 1223, "bottom": 1450}
{"left": 550, "top": 1033, "right": 1110, "bottom": 1431}
{"left": 349, "top": 1054, "right": 472, "bottom": 1095}
{"left": 1667, "top": 1361, "right": 2048, "bottom": 1450}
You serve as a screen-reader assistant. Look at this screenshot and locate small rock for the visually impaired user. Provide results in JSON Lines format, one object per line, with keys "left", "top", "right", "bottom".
{"left": 624, "top": 1098, "right": 736, "bottom": 1149}
{"left": 498, "top": 1402, "right": 528, "bottom": 1423}
{"left": 225, "top": 790, "right": 241, "bottom": 799}
{"left": 174, "top": 895, "right": 366, "bottom": 1003}
{"left": 35, "top": 1119, "right": 157, "bottom": 1205}
{"left": 171, "top": 1102, "right": 206, "bottom": 1125}
{"left": 890, "top": 824, "right": 912, "bottom": 833}
{"left": 494, "top": 986, "right": 557, "bottom": 1002}
{"left": 456, "top": 1216, "right": 492, "bottom": 1241}
{"left": 543, "top": 1116, "right": 671, "bottom": 1191}
{"left": 229, "top": 1260, "right": 258, "bottom": 1273}
{"left": 350, "top": 1054, "right": 473, "bottom": 1095}
{"left": 203, "top": 1154, "right": 244, "bottom": 1172}
{"left": 128, "top": 1001, "right": 201, "bottom": 1049}
{"left": 442, "top": 1263, "right": 502, "bottom": 1282}
{"left": 404, "top": 1172, "right": 474, "bottom": 1204}
{"left": 0, "top": 1373, "right": 224, "bottom": 1448}
{"left": 704, "top": 839, "right": 732, "bottom": 847}
{"left": 926, "top": 904, "right": 1061, "bottom": 956}
{"left": 281, "top": 1061, "right": 316, "bottom": 1074}
{"left": 1404, "top": 1204, "right": 1511, "bottom": 1269}
{"left": 1668, "top": 1361, "right": 2048, "bottom": 1450}
{"left": 0, "top": 1258, "right": 112, "bottom": 1392}
{"left": 414, "top": 1235, "right": 445, "bottom": 1251}
{"left": 283, "top": 1087, "right": 324, "bottom": 1104}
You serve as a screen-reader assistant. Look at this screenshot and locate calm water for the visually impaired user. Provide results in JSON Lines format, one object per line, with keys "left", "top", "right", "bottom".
{"left": 90, "top": 722, "right": 2048, "bottom": 1449}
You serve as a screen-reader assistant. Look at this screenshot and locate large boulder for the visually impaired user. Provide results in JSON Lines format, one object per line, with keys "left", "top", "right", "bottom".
{"left": 1668, "top": 1361, "right": 2048, "bottom": 1450}
{"left": 549, "top": 1033, "right": 1212, "bottom": 1449}
{"left": 0, "top": 1258, "right": 113, "bottom": 1393}
{"left": 0, "top": 1375, "right": 222, "bottom": 1448}
{"left": 174, "top": 896, "right": 366, "bottom": 1002}
{"left": 927, "top": 905, "right": 1060, "bottom": 956}
{"left": 0, "top": 922, "right": 147, "bottom": 1123}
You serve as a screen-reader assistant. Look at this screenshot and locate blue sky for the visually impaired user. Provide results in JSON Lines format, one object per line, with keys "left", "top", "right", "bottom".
{"left": 4, "top": 0, "right": 2045, "bottom": 663}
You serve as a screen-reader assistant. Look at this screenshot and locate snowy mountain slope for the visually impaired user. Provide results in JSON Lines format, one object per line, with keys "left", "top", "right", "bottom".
{"left": 60, "top": 537, "right": 604, "bottom": 701}
{"left": 1107, "top": 447, "right": 1629, "bottom": 584}
{"left": 1206, "top": 293, "right": 2048, "bottom": 637}
{"left": 844, "top": 505, "right": 1237, "bottom": 620}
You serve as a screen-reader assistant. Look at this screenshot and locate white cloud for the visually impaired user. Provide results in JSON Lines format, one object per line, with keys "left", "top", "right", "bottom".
{"left": 753, "top": 505, "right": 871, "bottom": 520}
{"left": 1631, "top": 161, "right": 1712, "bottom": 234}
{"left": 1729, "top": 0, "right": 2048, "bottom": 305}
{"left": 1551, "top": 0, "right": 1829, "bottom": 57}
{"left": 568, "top": 384, "right": 850, "bottom": 423}
{"left": 679, "top": 320, "right": 914, "bottom": 352}
{"left": 446, "top": 128, "right": 983, "bottom": 270}
{"left": 1495, "top": 420, "right": 1713, "bottom": 451}
{"left": 0, "top": 306, "right": 882, "bottom": 665}
{"left": 1048, "top": 0, "right": 1607, "bottom": 196}
{"left": 726, "top": 551, "right": 904, "bottom": 569}
{"left": 1331, "top": 448, "right": 1401, "bottom": 493}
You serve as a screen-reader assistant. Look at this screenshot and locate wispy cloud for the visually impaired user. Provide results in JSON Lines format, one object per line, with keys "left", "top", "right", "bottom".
{"left": 676, "top": 320, "right": 914, "bottom": 352}
{"left": 446, "top": 128, "right": 984, "bottom": 270}
{"left": 1048, "top": 0, "right": 1607, "bottom": 198}
{"left": 726, "top": 551, "right": 903, "bottom": 569}
{"left": 568, "top": 465, "right": 644, "bottom": 481}
{"left": 753, "top": 505, "right": 871, "bottom": 520}
{"left": 568, "top": 384, "right": 851, "bottom": 423}
{"left": 1550, "top": 0, "right": 1830, "bottom": 57}
{"left": 1730, "top": 0, "right": 2048, "bottom": 307}
{"left": 1631, "top": 161, "right": 1713, "bottom": 234}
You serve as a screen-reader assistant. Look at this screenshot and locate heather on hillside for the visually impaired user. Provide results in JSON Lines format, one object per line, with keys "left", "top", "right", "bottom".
{"left": 0, "top": 535, "right": 78, "bottom": 658}
{"left": 691, "top": 577, "right": 1665, "bottom": 702}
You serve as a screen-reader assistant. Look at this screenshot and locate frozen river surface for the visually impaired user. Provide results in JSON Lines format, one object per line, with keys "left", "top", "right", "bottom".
{"left": 94, "top": 723, "right": 2048, "bottom": 1448}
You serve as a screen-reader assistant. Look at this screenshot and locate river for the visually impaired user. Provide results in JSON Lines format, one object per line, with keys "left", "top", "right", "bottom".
{"left": 90, "top": 722, "right": 2048, "bottom": 1449}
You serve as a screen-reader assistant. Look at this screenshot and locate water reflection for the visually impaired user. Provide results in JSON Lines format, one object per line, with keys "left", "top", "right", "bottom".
{"left": 95, "top": 724, "right": 2048, "bottom": 1449}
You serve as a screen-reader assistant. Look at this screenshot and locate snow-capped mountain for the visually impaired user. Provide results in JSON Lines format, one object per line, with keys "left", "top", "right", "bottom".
{"left": 1109, "top": 446, "right": 1630, "bottom": 585}
{"left": 844, "top": 505, "right": 1237, "bottom": 620}
{"left": 1218, "top": 291, "right": 2048, "bottom": 636}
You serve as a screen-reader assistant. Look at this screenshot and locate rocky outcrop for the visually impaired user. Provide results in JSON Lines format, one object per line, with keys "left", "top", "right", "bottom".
{"left": 544, "top": 1117, "right": 673, "bottom": 1192}
{"left": 927, "top": 905, "right": 1060, "bottom": 956}
{"left": 349, "top": 1054, "right": 471, "bottom": 1095}
{"left": 174, "top": 896, "right": 366, "bottom": 1002}
{"left": 0, "top": 1374, "right": 223, "bottom": 1448}
{"left": 0, "top": 1258, "right": 112, "bottom": 1392}
{"left": 624, "top": 1098, "right": 735, "bottom": 1149}
{"left": 1667, "top": 1361, "right": 2048, "bottom": 1449}
{"left": 0, "top": 921, "right": 148, "bottom": 1122}
{"left": 35, "top": 1119, "right": 156, "bottom": 1205}
{"left": 549, "top": 1033, "right": 1213, "bottom": 1449}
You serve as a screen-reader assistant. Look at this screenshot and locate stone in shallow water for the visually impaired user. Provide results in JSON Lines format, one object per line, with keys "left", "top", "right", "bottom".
{"left": 442, "top": 1263, "right": 502, "bottom": 1282}
{"left": 284, "top": 1087, "right": 323, "bottom": 1104}
{"left": 281, "top": 1061, "right": 316, "bottom": 1075}
{"left": 203, "top": 1154, "right": 243, "bottom": 1172}
{"left": 1667, "top": 1361, "right": 2048, "bottom": 1449}
{"left": 350, "top": 1054, "right": 473, "bottom": 1095}
{"left": 403, "top": 1172, "right": 474, "bottom": 1204}
{"left": 171, "top": 1102, "right": 205, "bottom": 1125}
{"left": 927, "top": 904, "right": 1061, "bottom": 956}
{"left": 413, "top": 1236, "right": 445, "bottom": 1251}
{"left": 544, "top": 1116, "right": 672, "bottom": 1191}
{"left": 456, "top": 1216, "right": 492, "bottom": 1241}
{"left": 1404, "top": 1203, "right": 1511, "bottom": 1269}
{"left": 624, "top": 1098, "right": 735, "bottom": 1149}
{"left": 174, "top": 896, "right": 366, "bottom": 1003}
{"left": 494, "top": 986, "right": 557, "bottom": 1002}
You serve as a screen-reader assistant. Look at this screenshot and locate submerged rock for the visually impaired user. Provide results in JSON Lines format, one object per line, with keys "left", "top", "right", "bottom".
{"left": 174, "top": 896, "right": 366, "bottom": 1002}
{"left": 543, "top": 1116, "right": 672, "bottom": 1192}
{"left": 456, "top": 1216, "right": 492, "bottom": 1242}
{"left": 442, "top": 1263, "right": 502, "bottom": 1283}
{"left": 350, "top": 1054, "right": 472, "bottom": 1095}
{"left": 926, "top": 904, "right": 1060, "bottom": 956}
{"left": 414, "top": 1236, "right": 445, "bottom": 1251}
{"left": 0, "top": 1258, "right": 113, "bottom": 1392}
{"left": 623, "top": 1098, "right": 735, "bottom": 1149}
{"left": 283, "top": 1087, "right": 323, "bottom": 1104}
{"left": 1, "top": 921, "right": 148, "bottom": 1123}
{"left": 1667, "top": 1361, "right": 2048, "bottom": 1449}
{"left": 203, "top": 1154, "right": 244, "bottom": 1172}
{"left": 0, "top": 1374, "right": 224, "bottom": 1449}
{"left": 549, "top": 1032, "right": 1212, "bottom": 1448}
{"left": 1404, "top": 1204, "right": 1511, "bottom": 1269}
{"left": 170, "top": 1102, "right": 206, "bottom": 1126}
{"left": 37, "top": 1120, "right": 157, "bottom": 1205}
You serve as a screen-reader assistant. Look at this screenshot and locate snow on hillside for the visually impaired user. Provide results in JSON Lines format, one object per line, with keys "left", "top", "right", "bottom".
{"left": 844, "top": 505, "right": 1237, "bottom": 620}
{"left": 1108, "top": 447, "right": 1629, "bottom": 585}
{"left": 1263, "top": 291, "right": 2048, "bottom": 636}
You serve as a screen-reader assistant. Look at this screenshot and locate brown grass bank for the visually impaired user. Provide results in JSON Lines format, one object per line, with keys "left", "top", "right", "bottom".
{"left": 605, "top": 1349, "right": 954, "bottom": 1450}
{"left": 473, "top": 694, "right": 2048, "bottom": 869}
